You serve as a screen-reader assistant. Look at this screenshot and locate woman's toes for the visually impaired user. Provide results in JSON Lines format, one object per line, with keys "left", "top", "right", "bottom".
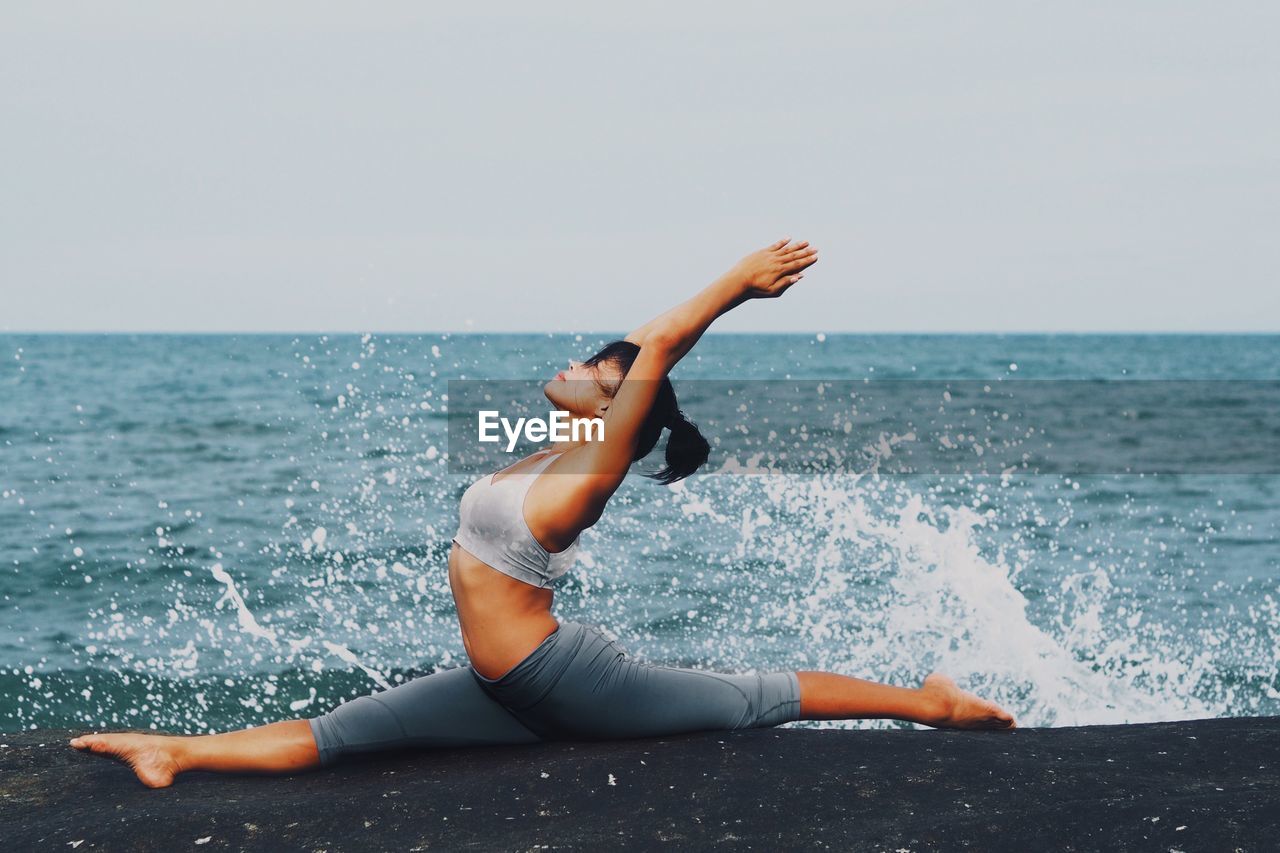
{"left": 70, "top": 734, "right": 105, "bottom": 751}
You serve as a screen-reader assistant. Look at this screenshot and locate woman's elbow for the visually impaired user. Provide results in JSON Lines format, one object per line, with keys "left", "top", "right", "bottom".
{"left": 640, "top": 329, "right": 681, "bottom": 354}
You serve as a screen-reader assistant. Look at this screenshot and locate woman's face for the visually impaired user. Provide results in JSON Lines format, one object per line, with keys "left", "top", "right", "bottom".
{"left": 543, "top": 357, "right": 624, "bottom": 419}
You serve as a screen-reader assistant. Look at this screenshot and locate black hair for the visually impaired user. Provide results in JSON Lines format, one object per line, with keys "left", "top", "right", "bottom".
{"left": 582, "top": 339, "right": 711, "bottom": 484}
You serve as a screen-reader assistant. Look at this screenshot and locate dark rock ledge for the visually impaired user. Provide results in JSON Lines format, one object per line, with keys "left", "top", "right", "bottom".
{"left": 2, "top": 717, "right": 1276, "bottom": 851}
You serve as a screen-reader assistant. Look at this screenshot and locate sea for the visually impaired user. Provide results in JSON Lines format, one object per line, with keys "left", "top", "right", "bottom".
{"left": 1, "top": 333, "right": 1277, "bottom": 734}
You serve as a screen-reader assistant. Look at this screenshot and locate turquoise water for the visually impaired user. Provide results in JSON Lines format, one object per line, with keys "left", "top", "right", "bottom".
{"left": 1, "top": 333, "right": 1277, "bottom": 733}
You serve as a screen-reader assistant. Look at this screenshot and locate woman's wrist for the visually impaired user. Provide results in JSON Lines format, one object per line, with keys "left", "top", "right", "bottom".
{"left": 708, "top": 268, "right": 747, "bottom": 300}
{"left": 688, "top": 273, "right": 750, "bottom": 328}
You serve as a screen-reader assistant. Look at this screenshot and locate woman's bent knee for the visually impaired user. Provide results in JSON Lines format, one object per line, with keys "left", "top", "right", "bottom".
{"left": 752, "top": 671, "right": 803, "bottom": 728}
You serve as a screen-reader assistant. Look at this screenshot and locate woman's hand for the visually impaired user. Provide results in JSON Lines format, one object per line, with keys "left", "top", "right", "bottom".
{"left": 730, "top": 237, "right": 819, "bottom": 299}
{"left": 623, "top": 236, "right": 819, "bottom": 364}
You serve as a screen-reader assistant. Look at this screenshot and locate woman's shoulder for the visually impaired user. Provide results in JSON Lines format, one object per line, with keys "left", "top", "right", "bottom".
{"left": 525, "top": 447, "right": 616, "bottom": 541}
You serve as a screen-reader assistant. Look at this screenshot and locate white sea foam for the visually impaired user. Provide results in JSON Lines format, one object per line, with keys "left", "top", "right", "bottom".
{"left": 695, "top": 472, "right": 1220, "bottom": 728}
{"left": 321, "top": 641, "right": 392, "bottom": 690}
{"left": 289, "top": 686, "right": 318, "bottom": 712}
{"left": 209, "top": 562, "right": 279, "bottom": 644}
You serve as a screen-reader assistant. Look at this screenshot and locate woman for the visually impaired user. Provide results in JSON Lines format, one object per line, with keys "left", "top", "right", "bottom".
{"left": 71, "top": 237, "right": 1015, "bottom": 788}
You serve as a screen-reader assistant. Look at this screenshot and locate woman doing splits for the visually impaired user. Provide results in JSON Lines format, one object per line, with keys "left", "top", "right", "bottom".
{"left": 71, "top": 237, "right": 1015, "bottom": 787}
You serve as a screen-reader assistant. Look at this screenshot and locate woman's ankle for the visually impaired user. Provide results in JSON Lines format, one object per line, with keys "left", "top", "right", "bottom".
{"left": 909, "top": 682, "right": 951, "bottom": 726}
{"left": 161, "top": 735, "right": 195, "bottom": 776}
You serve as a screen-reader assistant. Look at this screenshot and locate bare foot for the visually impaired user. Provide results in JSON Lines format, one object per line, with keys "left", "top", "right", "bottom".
{"left": 69, "top": 732, "right": 184, "bottom": 788}
{"left": 920, "top": 672, "right": 1017, "bottom": 730}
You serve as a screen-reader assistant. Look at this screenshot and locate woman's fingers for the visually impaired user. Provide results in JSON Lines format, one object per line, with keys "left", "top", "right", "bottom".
{"left": 766, "top": 272, "right": 805, "bottom": 297}
{"left": 776, "top": 275, "right": 803, "bottom": 297}
{"left": 771, "top": 237, "right": 814, "bottom": 253}
{"left": 782, "top": 249, "right": 818, "bottom": 272}
{"left": 756, "top": 237, "right": 817, "bottom": 290}
{"left": 777, "top": 244, "right": 807, "bottom": 262}
{"left": 782, "top": 245, "right": 817, "bottom": 263}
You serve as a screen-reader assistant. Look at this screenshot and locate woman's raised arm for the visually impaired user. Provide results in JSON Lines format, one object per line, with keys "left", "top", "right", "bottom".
{"left": 575, "top": 237, "right": 819, "bottom": 492}
{"left": 624, "top": 237, "right": 819, "bottom": 366}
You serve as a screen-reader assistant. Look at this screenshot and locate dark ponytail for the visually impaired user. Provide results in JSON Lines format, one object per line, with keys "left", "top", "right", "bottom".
{"left": 653, "top": 409, "right": 712, "bottom": 485}
{"left": 581, "top": 339, "right": 711, "bottom": 484}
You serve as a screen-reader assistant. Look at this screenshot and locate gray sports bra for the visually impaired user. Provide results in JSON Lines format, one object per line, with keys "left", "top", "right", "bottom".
{"left": 451, "top": 449, "right": 580, "bottom": 589}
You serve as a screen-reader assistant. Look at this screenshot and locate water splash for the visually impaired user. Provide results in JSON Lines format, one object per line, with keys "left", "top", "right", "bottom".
{"left": 320, "top": 642, "right": 392, "bottom": 691}
{"left": 210, "top": 563, "right": 279, "bottom": 645}
{"left": 667, "top": 471, "right": 1226, "bottom": 728}
{"left": 4, "top": 333, "right": 1275, "bottom": 734}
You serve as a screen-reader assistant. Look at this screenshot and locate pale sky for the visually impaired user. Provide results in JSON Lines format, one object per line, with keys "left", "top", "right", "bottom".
{"left": 3, "top": 2, "right": 1277, "bottom": 332}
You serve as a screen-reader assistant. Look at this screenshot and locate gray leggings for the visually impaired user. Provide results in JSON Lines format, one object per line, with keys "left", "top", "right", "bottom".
{"left": 308, "top": 620, "right": 802, "bottom": 767}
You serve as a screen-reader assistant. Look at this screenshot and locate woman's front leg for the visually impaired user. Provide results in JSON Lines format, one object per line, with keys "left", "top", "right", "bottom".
{"left": 69, "top": 719, "right": 320, "bottom": 789}
{"left": 796, "top": 671, "right": 1016, "bottom": 729}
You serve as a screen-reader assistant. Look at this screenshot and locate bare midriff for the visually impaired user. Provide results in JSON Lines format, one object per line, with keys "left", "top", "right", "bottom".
{"left": 448, "top": 541, "right": 560, "bottom": 681}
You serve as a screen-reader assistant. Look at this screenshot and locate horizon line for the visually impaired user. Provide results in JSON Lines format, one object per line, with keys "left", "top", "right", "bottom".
{"left": 2, "top": 329, "right": 1278, "bottom": 337}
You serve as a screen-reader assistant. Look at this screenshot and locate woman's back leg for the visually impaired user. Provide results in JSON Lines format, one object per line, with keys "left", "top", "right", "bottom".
{"left": 71, "top": 664, "right": 545, "bottom": 787}
{"left": 309, "top": 664, "right": 544, "bottom": 765}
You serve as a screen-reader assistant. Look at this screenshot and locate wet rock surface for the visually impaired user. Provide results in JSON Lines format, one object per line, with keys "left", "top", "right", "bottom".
{"left": 3, "top": 717, "right": 1276, "bottom": 851}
